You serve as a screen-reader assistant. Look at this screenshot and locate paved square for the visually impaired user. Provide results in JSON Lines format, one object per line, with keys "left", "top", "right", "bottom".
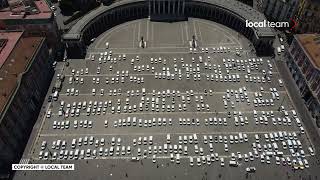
{"left": 14, "top": 18, "right": 319, "bottom": 180}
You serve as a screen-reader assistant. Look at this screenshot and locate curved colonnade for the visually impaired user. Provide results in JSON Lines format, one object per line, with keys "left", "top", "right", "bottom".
{"left": 63, "top": 0, "right": 275, "bottom": 58}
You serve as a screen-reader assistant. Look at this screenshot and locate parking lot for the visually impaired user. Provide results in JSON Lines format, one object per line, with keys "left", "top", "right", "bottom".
{"left": 14, "top": 18, "right": 319, "bottom": 180}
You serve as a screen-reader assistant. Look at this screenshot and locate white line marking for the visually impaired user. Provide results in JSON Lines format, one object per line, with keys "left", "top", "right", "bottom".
{"left": 146, "top": 19, "right": 149, "bottom": 42}
{"left": 180, "top": 23, "right": 185, "bottom": 45}
{"left": 197, "top": 20, "right": 241, "bottom": 48}
{"left": 185, "top": 21, "right": 189, "bottom": 41}
{"left": 32, "top": 153, "right": 312, "bottom": 161}
{"left": 94, "top": 21, "right": 138, "bottom": 49}
{"left": 196, "top": 21, "right": 203, "bottom": 43}
{"left": 138, "top": 21, "right": 141, "bottom": 47}
{"left": 59, "top": 90, "right": 287, "bottom": 96}
{"left": 132, "top": 24, "right": 136, "bottom": 48}
{"left": 40, "top": 130, "right": 300, "bottom": 137}
{"left": 151, "top": 22, "right": 154, "bottom": 48}
{"left": 193, "top": 20, "right": 197, "bottom": 42}
{"left": 88, "top": 49, "right": 256, "bottom": 54}
{"left": 50, "top": 109, "right": 290, "bottom": 117}
{"left": 63, "top": 72, "right": 280, "bottom": 77}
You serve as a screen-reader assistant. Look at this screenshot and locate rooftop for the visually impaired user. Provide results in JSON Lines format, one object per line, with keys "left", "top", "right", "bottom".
{"left": 0, "top": 0, "right": 52, "bottom": 20}
{"left": 297, "top": 34, "right": 320, "bottom": 69}
{"left": 0, "top": 31, "right": 23, "bottom": 68}
{"left": 0, "top": 33, "right": 43, "bottom": 115}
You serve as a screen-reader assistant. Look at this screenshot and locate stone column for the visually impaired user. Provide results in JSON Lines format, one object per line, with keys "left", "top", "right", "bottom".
{"left": 173, "top": 0, "right": 176, "bottom": 15}
{"left": 177, "top": 0, "right": 180, "bottom": 15}
{"left": 149, "top": 0, "right": 151, "bottom": 15}
{"left": 182, "top": 0, "right": 185, "bottom": 15}
{"left": 162, "top": 0, "right": 165, "bottom": 14}
{"left": 152, "top": 0, "right": 155, "bottom": 15}
{"left": 166, "top": 0, "right": 169, "bottom": 14}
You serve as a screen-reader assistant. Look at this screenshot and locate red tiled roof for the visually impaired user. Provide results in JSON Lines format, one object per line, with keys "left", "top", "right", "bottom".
{"left": 0, "top": 35, "right": 44, "bottom": 114}
{"left": 0, "top": 0, "right": 52, "bottom": 20}
{"left": 0, "top": 31, "right": 23, "bottom": 68}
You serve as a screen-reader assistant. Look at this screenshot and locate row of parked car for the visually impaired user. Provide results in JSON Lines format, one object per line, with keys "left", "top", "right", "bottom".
{"left": 38, "top": 130, "right": 314, "bottom": 171}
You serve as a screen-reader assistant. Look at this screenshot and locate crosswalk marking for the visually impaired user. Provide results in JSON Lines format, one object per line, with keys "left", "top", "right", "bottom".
{"left": 19, "top": 158, "right": 30, "bottom": 164}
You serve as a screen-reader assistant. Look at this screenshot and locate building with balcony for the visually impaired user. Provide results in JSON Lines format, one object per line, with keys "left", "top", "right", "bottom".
{"left": 286, "top": 34, "right": 320, "bottom": 126}
{"left": 0, "top": 0, "right": 58, "bottom": 48}
{"left": 0, "top": 31, "right": 54, "bottom": 178}
{"left": 294, "top": 0, "right": 320, "bottom": 33}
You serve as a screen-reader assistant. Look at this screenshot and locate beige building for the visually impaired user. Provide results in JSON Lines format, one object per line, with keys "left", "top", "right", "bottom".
{"left": 286, "top": 34, "right": 320, "bottom": 126}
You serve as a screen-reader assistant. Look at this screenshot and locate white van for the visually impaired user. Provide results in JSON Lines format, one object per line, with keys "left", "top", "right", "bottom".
{"left": 243, "top": 133, "right": 248, "bottom": 142}
{"left": 278, "top": 79, "right": 283, "bottom": 87}
{"left": 296, "top": 118, "right": 302, "bottom": 127}
{"left": 164, "top": 144, "right": 168, "bottom": 153}
{"left": 229, "top": 160, "right": 238, "bottom": 167}
{"left": 170, "top": 154, "right": 174, "bottom": 162}
{"left": 255, "top": 134, "right": 259, "bottom": 143}
{"left": 56, "top": 140, "right": 61, "bottom": 150}
{"left": 193, "top": 134, "right": 198, "bottom": 144}
{"left": 184, "top": 146, "right": 188, "bottom": 155}
{"left": 166, "top": 134, "right": 171, "bottom": 144}
{"left": 176, "top": 154, "right": 180, "bottom": 164}
{"left": 71, "top": 139, "right": 76, "bottom": 149}
{"left": 149, "top": 136, "right": 153, "bottom": 145}
{"left": 299, "top": 126, "right": 305, "bottom": 134}
{"left": 277, "top": 47, "right": 281, "bottom": 55}
{"left": 53, "top": 91, "right": 59, "bottom": 101}
{"left": 74, "top": 149, "right": 79, "bottom": 159}
{"left": 189, "top": 157, "right": 194, "bottom": 166}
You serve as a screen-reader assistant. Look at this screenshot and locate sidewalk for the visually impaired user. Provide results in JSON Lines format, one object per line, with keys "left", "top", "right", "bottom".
{"left": 275, "top": 59, "right": 320, "bottom": 154}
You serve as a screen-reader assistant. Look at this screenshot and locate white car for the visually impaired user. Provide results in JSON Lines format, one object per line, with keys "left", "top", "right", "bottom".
{"left": 46, "top": 110, "right": 52, "bottom": 118}
{"left": 220, "top": 158, "right": 225, "bottom": 167}
{"left": 246, "top": 167, "right": 256, "bottom": 173}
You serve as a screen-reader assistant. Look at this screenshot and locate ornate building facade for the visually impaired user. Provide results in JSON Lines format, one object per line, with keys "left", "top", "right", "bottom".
{"left": 286, "top": 34, "right": 320, "bottom": 126}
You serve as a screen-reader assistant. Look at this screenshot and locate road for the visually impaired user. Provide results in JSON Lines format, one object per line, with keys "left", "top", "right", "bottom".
{"left": 276, "top": 60, "right": 320, "bottom": 157}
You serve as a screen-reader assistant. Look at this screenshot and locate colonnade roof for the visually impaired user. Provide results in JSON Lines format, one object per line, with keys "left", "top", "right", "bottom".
{"left": 198, "top": 0, "right": 274, "bottom": 36}
{"left": 64, "top": 0, "right": 274, "bottom": 40}
{"left": 64, "top": 0, "right": 144, "bottom": 40}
